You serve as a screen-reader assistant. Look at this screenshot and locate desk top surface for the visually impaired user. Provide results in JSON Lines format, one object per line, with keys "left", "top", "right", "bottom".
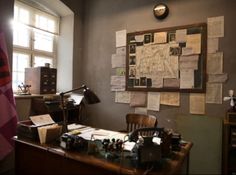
{"left": 14, "top": 134, "right": 192, "bottom": 175}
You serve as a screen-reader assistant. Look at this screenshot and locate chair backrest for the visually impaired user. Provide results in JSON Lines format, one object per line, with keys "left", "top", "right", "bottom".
{"left": 126, "top": 113, "right": 157, "bottom": 133}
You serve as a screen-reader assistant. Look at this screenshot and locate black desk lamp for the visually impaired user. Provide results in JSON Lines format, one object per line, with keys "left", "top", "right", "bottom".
{"left": 60, "top": 84, "right": 100, "bottom": 132}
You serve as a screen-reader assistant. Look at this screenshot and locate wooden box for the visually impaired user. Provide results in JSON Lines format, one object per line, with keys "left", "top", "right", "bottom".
{"left": 17, "top": 120, "right": 39, "bottom": 141}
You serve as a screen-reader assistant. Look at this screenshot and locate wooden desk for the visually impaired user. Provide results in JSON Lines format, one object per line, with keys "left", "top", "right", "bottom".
{"left": 14, "top": 137, "right": 192, "bottom": 175}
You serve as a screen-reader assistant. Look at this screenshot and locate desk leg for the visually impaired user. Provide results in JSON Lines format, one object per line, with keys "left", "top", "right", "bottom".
{"left": 186, "top": 152, "right": 190, "bottom": 175}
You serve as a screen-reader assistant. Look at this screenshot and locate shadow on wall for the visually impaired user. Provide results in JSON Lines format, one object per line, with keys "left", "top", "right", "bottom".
{"left": 176, "top": 114, "right": 222, "bottom": 174}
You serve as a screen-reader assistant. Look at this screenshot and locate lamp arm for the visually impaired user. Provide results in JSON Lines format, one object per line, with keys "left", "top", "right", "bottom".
{"left": 60, "top": 85, "right": 86, "bottom": 96}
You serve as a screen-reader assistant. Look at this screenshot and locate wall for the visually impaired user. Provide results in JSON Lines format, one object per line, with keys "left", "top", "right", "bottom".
{"left": 62, "top": 0, "right": 236, "bottom": 174}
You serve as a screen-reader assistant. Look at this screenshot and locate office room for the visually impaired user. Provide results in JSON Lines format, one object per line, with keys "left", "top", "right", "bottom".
{"left": 0, "top": 0, "right": 236, "bottom": 174}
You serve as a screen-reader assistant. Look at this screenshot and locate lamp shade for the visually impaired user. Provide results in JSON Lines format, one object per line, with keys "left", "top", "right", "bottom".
{"left": 83, "top": 86, "right": 100, "bottom": 104}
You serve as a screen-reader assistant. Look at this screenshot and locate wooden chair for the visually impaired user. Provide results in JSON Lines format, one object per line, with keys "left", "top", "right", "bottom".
{"left": 126, "top": 113, "right": 157, "bottom": 133}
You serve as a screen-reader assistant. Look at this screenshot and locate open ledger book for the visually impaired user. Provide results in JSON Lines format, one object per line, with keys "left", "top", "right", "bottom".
{"left": 30, "top": 114, "right": 62, "bottom": 144}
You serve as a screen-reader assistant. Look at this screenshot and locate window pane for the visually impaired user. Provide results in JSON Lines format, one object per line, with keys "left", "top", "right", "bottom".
{"left": 13, "top": 26, "right": 30, "bottom": 47}
{"left": 35, "top": 14, "right": 55, "bottom": 33}
{"left": 14, "top": 5, "right": 29, "bottom": 25}
{"left": 19, "top": 8, "right": 29, "bottom": 24}
{"left": 12, "top": 53, "right": 30, "bottom": 90}
{"left": 34, "top": 30, "right": 53, "bottom": 52}
{"left": 34, "top": 56, "right": 53, "bottom": 67}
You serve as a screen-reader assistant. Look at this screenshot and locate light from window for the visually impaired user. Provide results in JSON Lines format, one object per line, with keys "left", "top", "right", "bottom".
{"left": 12, "top": 53, "right": 30, "bottom": 90}
{"left": 36, "top": 14, "right": 55, "bottom": 33}
{"left": 34, "top": 56, "right": 53, "bottom": 67}
{"left": 14, "top": 5, "right": 29, "bottom": 25}
{"left": 13, "top": 24, "right": 30, "bottom": 47}
{"left": 34, "top": 30, "right": 54, "bottom": 52}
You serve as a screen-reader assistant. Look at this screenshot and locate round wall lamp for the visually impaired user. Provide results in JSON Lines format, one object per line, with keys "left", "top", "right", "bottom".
{"left": 153, "top": 3, "right": 169, "bottom": 20}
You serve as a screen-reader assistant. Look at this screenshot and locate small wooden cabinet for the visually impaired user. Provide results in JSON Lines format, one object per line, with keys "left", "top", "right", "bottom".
{"left": 25, "top": 67, "right": 57, "bottom": 94}
{"left": 222, "top": 112, "right": 236, "bottom": 175}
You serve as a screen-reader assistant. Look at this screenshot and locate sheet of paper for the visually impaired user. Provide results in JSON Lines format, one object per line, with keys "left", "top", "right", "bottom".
{"left": 160, "top": 92, "right": 180, "bottom": 106}
{"left": 111, "top": 85, "right": 125, "bottom": 91}
{"left": 206, "top": 83, "right": 222, "bottom": 104}
{"left": 179, "top": 55, "right": 199, "bottom": 62}
{"left": 208, "top": 73, "right": 228, "bottom": 83}
{"left": 116, "top": 46, "right": 126, "bottom": 55}
{"left": 116, "top": 68, "right": 125, "bottom": 76}
{"left": 182, "top": 47, "right": 194, "bottom": 56}
{"left": 116, "top": 29, "right": 127, "bottom": 47}
{"left": 163, "top": 78, "right": 180, "bottom": 88}
{"left": 134, "top": 107, "right": 148, "bottom": 115}
{"left": 37, "top": 124, "right": 61, "bottom": 144}
{"left": 190, "top": 93, "right": 205, "bottom": 115}
{"left": 67, "top": 123, "right": 87, "bottom": 131}
{"left": 154, "top": 32, "right": 167, "bottom": 43}
{"left": 30, "top": 114, "right": 55, "bottom": 127}
{"left": 179, "top": 60, "right": 198, "bottom": 70}
{"left": 111, "top": 76, "right": 125, "bottom": 91}
{"left": 115, "top": 91, "right": 130, "bottom": 104}
{"left": 207, "top": 16, "right": 224, "bottom": 38}
{"left": 207, "top": 52, "right": 223, "bottom": 74}
{"left": 208, "top": 38, "right": 219, "bottom": 53}
{"left": 147, "top": 92, "right": 160, "bottom": 111}
{"left": 78, "top": 128, "right": 96, "bottom": 140}
{"left": 130, "top": 92, "right": 147, "bottom": 107}
{"left": 180, "top": 69, "right": 194, "bottom": 89}
{"left": 179, "top": 54, "right": 199, "bottom": 70}
{"left": 186, "top": 34, "right": 201, "bottom": 54}
{"left": 175, "top": 29, "right": 187, "bottom": 43}
{"left": 111, "top": 54, "right": 126, "bottom": 68}
{"left": 111, "top": 76, "right": 125, "bottom": 86}
{"left": 70, "top": 93, "right": 84, "bottom": 105}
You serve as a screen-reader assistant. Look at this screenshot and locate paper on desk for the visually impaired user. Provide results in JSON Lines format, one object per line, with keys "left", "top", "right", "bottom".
{"left": 30, "top": 114, "right": 55, "bottom": 127}
{"left": 92, "top": 129, "right": 126, "bottom": 140}
{"left": 67, "top": 123, "right": 87, "bottom": 131}
{"left": 123, "top": 141, "right": 136, "bottom": 151}
{"left": 78, "top": 128, "right": 96, "bottom": 140}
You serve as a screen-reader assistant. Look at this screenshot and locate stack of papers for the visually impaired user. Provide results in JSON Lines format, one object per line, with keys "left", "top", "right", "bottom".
{"left": 30, "top": 114, "right": 62, "bottom": 144}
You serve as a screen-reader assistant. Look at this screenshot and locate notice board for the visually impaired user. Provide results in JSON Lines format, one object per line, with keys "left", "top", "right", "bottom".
{"left": 126, "top": 23, "right": 207, "bottom": 93}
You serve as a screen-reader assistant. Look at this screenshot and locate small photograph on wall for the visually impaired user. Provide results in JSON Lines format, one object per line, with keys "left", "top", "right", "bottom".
{"left": 140, "top": 77, "right": 147, "bottom": 86}
{"left": 134, "top": 79, "right": 140, "bottom": 86}
{"left": 129, "top": 55, "right": 136, "bottom": 65}
{"left": 144, "top": 33, "right": 152, "bottom": 44}
{"left": 170, "top": 46, "right": 182, "bottom": 56}
{"left": 168, "top": 32, "right": 176, "bottom": 42}
{"left": 129, "top": 44, "right": 136, "bottom": 54}
{"left": 129, "top": 66, "right": 136, "bottom": 77}
{"left": 147, "top": 78, "right": 152, "bottom": 87}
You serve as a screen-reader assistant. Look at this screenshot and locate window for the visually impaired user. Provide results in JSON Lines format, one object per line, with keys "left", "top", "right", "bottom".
{"left": 12, "top": 1, "right": 59, "bottom": 91}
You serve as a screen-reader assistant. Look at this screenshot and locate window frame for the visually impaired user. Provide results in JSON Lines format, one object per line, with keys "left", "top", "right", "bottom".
{"left": 12, "top": 0, "right": 59, "bottom": 91}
